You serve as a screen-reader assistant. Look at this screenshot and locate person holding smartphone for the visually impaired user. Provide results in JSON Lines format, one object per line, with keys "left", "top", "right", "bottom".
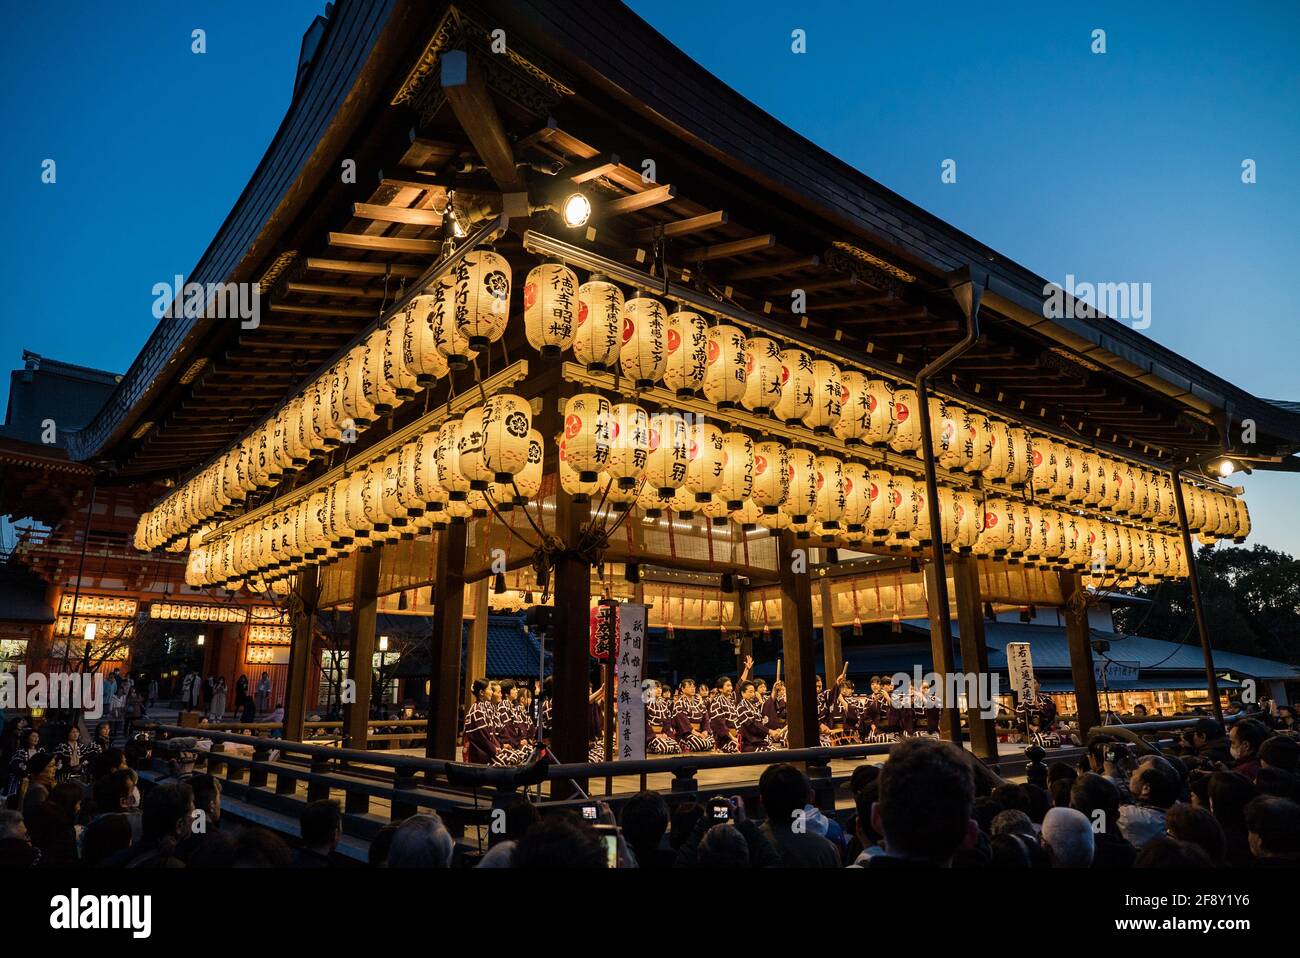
{"left": 673, "top": 795, "right": 781, "bottom": 868}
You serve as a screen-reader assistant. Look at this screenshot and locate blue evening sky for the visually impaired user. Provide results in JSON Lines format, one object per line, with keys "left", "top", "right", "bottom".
{"left": 1, "top": 1, "right": 1296, "bottom": 553}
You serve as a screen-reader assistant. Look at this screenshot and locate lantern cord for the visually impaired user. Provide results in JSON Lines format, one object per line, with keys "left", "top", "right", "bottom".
{"left": 509, "top": 479, "right": 549, "bottom": 544}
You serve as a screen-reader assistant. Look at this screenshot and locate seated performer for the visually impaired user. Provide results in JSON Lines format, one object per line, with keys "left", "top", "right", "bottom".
{"left": 735, "top": 668, "right": 771, "bottom": 753}
{"left": 885, "top": 676, "right": 915, "bottom": 738}
{"left": 645, "top": 682, "right": 682, "bottom": 755}
{"left": 463, "top": 679, "right": 503, "bottom": 765}
{"left": 761, "top": 679, "right": 789, "bottom": 747}
{"left": 708, "top": 675, "right": 740, "bottom": 754}
{"left": 824, "top": 674, "right": 861, "bottom": 746}
{"left": 919, "top": 678, "right": 942, "bottom": 737}
{"left": 859, "top": 676, "right": 894, "bottom": 743}
{"left": 671, "top": 678, "right": 712, "bottom": 752}
{"left": 538, "top": 676, "right": 554, "bottom": 744}
{"left": 1017, "top": 680, "right": 1061, "bottom": 748}
{"left": 754, "top": 678, "right": 769, "bottom": 703}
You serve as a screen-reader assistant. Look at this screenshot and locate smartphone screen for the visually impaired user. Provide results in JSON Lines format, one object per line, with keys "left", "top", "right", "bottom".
{"left": 581, "top": 805, "right": 598, "bottom": 821}
{"left": 593, "top": 824, "right": 619, "bottom": 867}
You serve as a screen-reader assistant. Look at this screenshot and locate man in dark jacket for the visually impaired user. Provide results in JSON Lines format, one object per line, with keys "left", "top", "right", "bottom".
{"left": 1070, "top": 772, "right": 1137, "bottom": 867}
{"left": 1186, "top": 717, "right": 1232, "bottom": 766}
{"left": 867, "top": 738, "right": 977, "bottom": 867}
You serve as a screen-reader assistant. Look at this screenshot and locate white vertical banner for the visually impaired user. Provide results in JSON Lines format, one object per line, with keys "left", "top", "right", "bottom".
{"left": 1006, "top": 642, "right": 1035, "bottom": 701}
{"left": 617, "top": 603, "right": 648, "bottom": 761}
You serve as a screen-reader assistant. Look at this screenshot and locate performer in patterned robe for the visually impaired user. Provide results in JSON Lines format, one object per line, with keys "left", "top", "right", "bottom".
{"left": 51, "top": 725, "right": 89, "bottom": 783}
{"left": 671, "top": 679, "right": 713, "bottom": 752}
{"left": 645, "top": 683, "right": 682, "bottom": 755}
{"left": 860, "top": 678, "right": 896, "bottom": 743}
{"left": 462, "top": 679, "right": 503, "bottom": 765}
{"left": 824, "top": 678, "right": 861, "bottom": 746}
{"left": 708, "top": 676, "right": 739, "bottom": 753}
{"left": 735, "top": 679, "right": 772, "bottom": 753}
{"left": 1017, "top": 681, "right": 1061, "bottom": 748}
{"left": 761, "top": 680, "right": 789, "bottom": 747}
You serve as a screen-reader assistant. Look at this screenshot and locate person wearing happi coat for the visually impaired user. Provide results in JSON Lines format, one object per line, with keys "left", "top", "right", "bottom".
{"left": 859, "top": 678, "right": 894, "bottom": 743}
{"left": 671, "top": 678, "right": 713, "bottom": 752}
{"left": 1016, "top": 680, "right": 1061, "bottom": 748}
{"left": 885, "top": 678, "right": 914, "bottom": 738}
{"left": 735, "top": 678, "right": 772, "bottom": 753}
{"left": 824, "top": 678, "right": 861, "bottom": 746}
{"left": 761, "top": 680, "right": 789, "bottom": 747}
{"left": 645, "top": 683, "right": 682, "bottom": 755}
{"left": 462, "top": 679, "right": 504, "bottom": 765}
{"left": 587, "top": 679, "right": 606, "bottom": 763}
{"left": 707, "top": 676, "right": 740, "bottom": 754}
{"left": 488, "top": 682, "right": 528, "bottom": 767}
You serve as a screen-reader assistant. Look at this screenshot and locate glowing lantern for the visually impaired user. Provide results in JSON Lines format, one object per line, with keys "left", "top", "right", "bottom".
{"left": 865, "top": 469, "right": 895, "bottom": 539}
{"left": 574, "top": 276, "right": 624, "bottom": 372}
{"left": 887, "top": 473, "right": 916, "bottom": 542}
{"left": 752, "top": 440, "right": 789, "bottom": 515}
{"left": 607, "top": 403, "right": 650, "bottom": 490}
{"left": 684, "top": 422, "right": 726, "bottom": 504}
{"left": 480, "top": 393, "right": 532, "bottom": 483}
{"left": 773, "top": 348, "right": 815, "bottom": 425}
{"left": 509, "top": 429, "right": 544, "bottom": 505}
{"left": 977, "top": 498, "right": 1012, "bottom": 556}
{"left": 669, "top": 483, "right": 699, "bottom": 518}
{"left": 934, "top": 399, "right": 971, "bottom": 471}
{"left": 964, "top": 412, "right": 993, "bottom": 475}
{"left": 1063, "top": 446, "right": 1086, "bottom": 505}
{"left": 1006, "top": 427, "right": 1033, "bottom": 488}
{"left": 840, "top": 461, "right": 870, "bottom": 534}
{"left": 833, "top": 371, "right": 871, "bottom": 446}
{"left": 908, "top": 484, "right": 932, "bottom": 547}
{"left": 784, "top": 447, "right": 819, "bottom": 525}
{"left": 524, "top": 260, "right": 578, "bottom": 358}
{"left": 703, "top": 324, "right": 748, "bottom": 409}
{"left": 936, "top": 485, "right": 960, "bottom": 547}
{"left": 451, "top": 248, "right": 511, "bottom": 352}
{"left": 639, "top": 480, "right": 673, "bottom": 518}
{"left": 434, "top": 417, "right": 471, "bottom": 502}
{"left": 1116, "top": 462, "right": 1139, "bottom": 515}
{"left": 338, "top": 345, "right": 376, "bottom": 431}
{"left": 400, "top": 295, "right": 451, "bottom": 386}
{"left": 395, "top": 439, "right": 425, "bottom": 521}
{"left": 1029, "top": 438, "right": 1055, "bottom": 499}
{"left": 645, "top": 413, "right": 689, "bottom": 497}
{"left": 662, "top": 310, "right": 708, "bottom": 398}
{"left": 559, "top": 439, "right": 600, "bottom": 501}
{"left": 619, "top": 294, "right": 668, "bottom": 388}
{"left": 860, "top": 379, "right": 898, "bottom": 446}
{"left": 813, "top": 454, "right": 845, "bottom": 529}
{"left": 742, "top": 337, "right": 784, "bottom": 415}
{"left": 362, "top": 327, "right": 400, "bottom": 415}
{"left": 1097, "top": 458, "right": 1122, "bottom": 512}
{"left": 889, "top": 388, "right": 921, "bottom": 454}
{"left": 563, "top": 393, "right": 613, "bottom": 482}
{"left": 380, "top": 451, "right": 406, "bottom": 535}
{"left": 954, "top": 489, "right": 980, "bottom": 552}
{"left": 719, "top": 432, "right": 755, "bottom": 510}
{"left": 456, "top": 406, "right": 492, "bottom": 490}
{"left": 803, "top": 360, "right": 843, "bottom": 433}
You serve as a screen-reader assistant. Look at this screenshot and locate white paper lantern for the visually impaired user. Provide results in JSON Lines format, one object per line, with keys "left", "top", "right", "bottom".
{"left": 619, "top": 294, "right": 668, "bottom": 388}
{"left": 563, "top": 393, "right": 613, "bottom": 482}
{"left": 934, "top": 399, "right": 971, "bottom": 471}
{"left": 964, "top": 412, "right": 993, "bottom": 475}
{"left": 524, "top": 260, "right": 578, "bottom": 358}
{"left": 774, "top": 348, "right": 815, "bottom": 425}
{"left": 889, "top": 388, "right": 922, "bottom": 454}
{"left": 803, "top": 360, "right": 843, "bottom": 433}
{"left": 752, "top": 440, "right": 789, "bottom": 515}
{"left": 607, "top": 403, "right": 650, "bottom": 489}
{"left": 363, "top": 327, "right": 400, "bottom": 415}
{"left": 338, "top": 345, "right": 376, "bottom": 430}
{"left": 742, "top": 337, "right": 784, "bottom": 415}
{"left": 662, "top": 310, "right": 708, "bottom": 398}
{"left": 452, "top": 248, "right": 511, "bottom": 352}
{"left": 481, "top": 393, "right": 532, "bottom": 483}
{"left": 435, "top": 417, "right": 472, "bottom": 501}
{"left": 645, "top": 413, "right": 689, "bottom": 496}
{"left": 833, "top": 371, "right": 871, "bottom": 446}
{"left": 865, "top": 469, "right": 895, "bottom": 538}
{"left": 841, "top": 460, "right": 870, "bottom": 533}
{"left": 813, "top": 454, "right": 845, "bottom": 529}
{"left": 784, "top": 446, "right": 819, "bottom": 525}
{"left": 559, "top": 439, "right": 600, "bottom": 501}
{"left": 574, "top": 276, "right": 624, "bottom": 372}
{"left": 684, "top": 421, "right": 726, "bottom": 503}
{"left": 719, "top": 432, "right": 755, "bottom": 510}
{"left": 702, "top": 324, "right": 748, "bottom": 409}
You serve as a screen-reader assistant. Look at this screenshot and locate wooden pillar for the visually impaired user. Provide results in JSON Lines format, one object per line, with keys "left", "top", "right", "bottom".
{"left": 426, "top": 523, "right": 467, "bottom": 761}
{"left": 819, "top": 577, "right": 841, "bottom": 683}
{"left": 27, "top": 583, "right": 59, "bottom": 671}
{"left": 463, "top": 579, "right": 489, "bottom": 705}
{"left": 283, "top": 568, "right": 318, "bottom": 741}
{"left": 923, "top": 561, "right": 963, "bottom": 743}
{"left": 1171, "top": 472, "right": 1224, "bottom": 722}
{"left": 550, "top": 484, "right": 591, "bottom": 795}
{"left": 1060, "top": 571, "right": 1101, "bottom": 738}
{"left": 344, "top": 548, "right": 381, "bottom": 751}
{"left": 778, "top": 531, "right": 818, "bottom": 749}
{"left": 952, "top": 555, "right": 999, "bottom": 761}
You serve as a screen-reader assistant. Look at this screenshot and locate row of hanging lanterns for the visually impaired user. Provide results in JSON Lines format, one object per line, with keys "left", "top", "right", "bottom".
{"left": 184, "top": 392, "right": 541, "bottom": 588}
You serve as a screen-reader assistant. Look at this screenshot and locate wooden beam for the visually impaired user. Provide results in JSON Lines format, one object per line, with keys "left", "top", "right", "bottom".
{"left": 633, "top": 210, "right": 727, "bottom": 241}
{"left": 283, "top": 567, "right": 318, "bottom": 741}
{"left": 425, "top": 523, "right": 468, "bottom": 762}
{"left": 727, "top": 254, "right": 818, "bottom": 279}
{"left": 1060, "top": 570, "right": 1102, "bottom": 738}
{"left": 305, "top": 258, "right": 424, "bottom": 278}
{"left": 923, "top": 560, "right": 963, "bottom": 742}
{"left": 685, "top": 234, "right": 775, "bottom": 262}
{"left": 327, "top": 232, "right": 440, "bottom": 255}
{"left": 344, "top": 548, "right": 381, "bottom": 769}
{"left": 952, "top": 555, "right": 999, "bottom": 761}
{"left": 819, "top": 577, "right": 841, "bottom": 683}
{"left": 268, "top": 302, "right": 376, "bottom": 319}
{"left": 602, "top": 183, "right": 676, "bottom": 215}
{"left": 778, "top": 530, "right": 819, "bottom": 750}
{"left": 463, "top": 579, "right": 489, "bottom": 706}
{"left": 563, "top": 151, "right": 620, "bottom": 183}
{"left": 285, "top": 281, "right": 387, "bottom": 299}
{"left": 351, "top": 202, "right": 443, "bottom": 227}
{"left": 440, "top": 50, "right": 525, "bottom": 192}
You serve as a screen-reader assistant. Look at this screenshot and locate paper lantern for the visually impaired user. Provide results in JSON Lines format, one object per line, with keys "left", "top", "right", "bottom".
{"left": 1118, "top": 462, "right": 1141, "bottom": 516}
{"left": 1096, "top": 458, "right": 1121, "bottom": 512}
{"left": 434, "top": 417, "right": 472, "bottom": 501}
{"left": 684, "top": 421, "right": 725, "bottom": 503}
{"left": 977, "top": 497, "right": 1012, "bottom": 556}
{"left": 605, "top": 472, "right": 641, "bottom": 513}
{"left": 935, "top": 485, "right": 960, "bottom": 547}
{"left": 338, "top": 345, "right": 376, "bottom": 431}
{"left": 660, "top": 310, "right": 708, "bottom": 398}
{"left": 773, "top": 348, "right": 815, "bottom": 425}
{"left": 732, "top": 498, "right": 764, "bottom": 529}
{"left": 638, "top": 479, "right": 673, "bottom": 518}
{"left": 703, "top": 324, "right": 748, "bottom": 409}
{"left": 803, "top": 360, "right": 843, "bottom": 433}
{"left": 1029, "top": 438, "right": 1054, "bottom": 498}
{"left": 559, "top": 439, "right": 600, "bottom": 501}
{"left": 364, "top": 327, "right": 400, "bottom": 414}
{"left": 954, "top": 489, "right": 981, "bottom": 552}
{"left": 784, "top": 447, "right": 819, "bottom": 525}
{"left": 742, "top": 337, "right": 784, "bottom": 415}
{"left": 669, "top": 483, "right": 699, "bottom": 518}
{"left": 934, "top": 399, "right": 971, "bottom": 471}
{"left": 752, "top": 440, "right": 790, "bottom": 515}
{"left": 889, "top": 388, "right": 921, "bottom": 454}
{"left": 524, "top": 260, "right": 577, "bottom": 358}
{"left": 283, "top": 396, "right": 312, "bottom": 467}
{"left": 451, "top": 248, "right": 511, "bottom": 351}
{"left": 619, "top": 293, "right": 668, "bottom": 388}
{"left": 456, "top": 406, "right": 492, "bottom": 490}
{"left": 865, "top": 469, "right": 895, "bottom": 538}
{"left": 480, "top": 393, "right": 532, "bottom": 483}
{"left": 812, "top": 454, "right": 845, "bottom": 530}
{"left": 426, "top": 274, "right": 474, "bottom": 369}
{"left": 308, "top": 375, "right": 340, "bottom": 451}
{"left": 832, "top": 371, "right": 870, "bottom": 446}
{"left": 511, "top": 429, "right": 545, "bottom": 504}
{"left": 645, "top": 413, "right": 689, "bottom": 496}
{"left": 719, "top": 432, "right": 755, "bottom": 510}
{"left": 563, "top": 393, "right": 613, "bottom": 482}
{"left": 840, "top": 461, "right": 870, "bottom": 534}
{"left": 1057, "top": 446, "right": 1080, "bottom": 504}
{"left": 574, "top": 276, "right": 624, "bottom": 372}
{"left": 908, "top": 484, "right": 932, "bottom": 547}
{"left": 1006, "top": 427, "right": 1033, "bottom": 488}
{"left": 964, "top": 412, "right": 993, "bottom": 475}
{"left": 859, "top": 379, "right": 898, "bottom": 446}
{"left": 410, "top": 433, "right": 448, "bottom": 525}
{"left": 1081, "top": 452, "right": 1104, "bottom": 506}
{"left": 398, "top": 295, "right": 451, "bottom": 386}
{"left": 607, "top": 403, "right": 650, "bottom": 490}
{"left": 1232, "top": 497, "right": 1251, "bottom": 542}
{"left": 886, "top": 473, "right": 916, "bottom": 541}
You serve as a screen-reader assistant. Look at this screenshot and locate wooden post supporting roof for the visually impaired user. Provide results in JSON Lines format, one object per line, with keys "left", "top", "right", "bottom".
{"left": 1060, "top": 571, "right": 1102, "bottom": 739}
{"left": 1171, "top": 472, "right": 1224, "bottom": 722}
{"left": 426, "top": 523, "right": 467, "bottom": 761}
{"left": 778, "top": 531, "right": 819, "bottom": 749}
{"left": 923, "top": 561, "right": 963, "bottom": 742}
{"left": 463, "top": 579, "right": 489, "bottom": 705}
{"left": 344, "top": 547, "right": 381, "bottom": 751}
{"left": 550, "top": 482, "right": 591, "bottom": 796}
{"left": 952, "top": 555, "right": 999, "bottom": 761}
{"left": 440, "top": 50, "right": 525, "bottom": 193}
{"left": 819, "top": 576, "right": 841, "bottom": 683}
{"left": 283, "top": 567, "right": 319, "bottom": 741}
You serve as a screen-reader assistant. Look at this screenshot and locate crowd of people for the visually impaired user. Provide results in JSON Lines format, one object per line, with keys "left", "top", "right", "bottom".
{"left": 176, "top": 670, "right": 275, "bottom": 722}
